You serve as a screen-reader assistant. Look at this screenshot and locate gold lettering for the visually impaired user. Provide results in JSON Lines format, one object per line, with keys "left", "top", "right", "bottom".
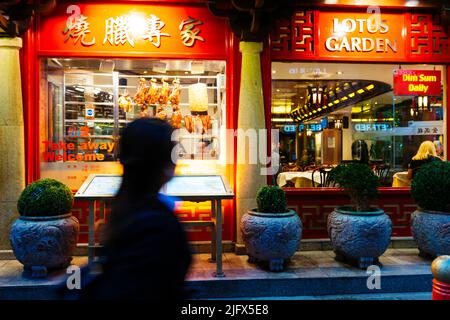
{"left": 403, "top": 74, "right": 418, "bottom": 81}
{"left": 362, "top": 38, "right": 374, "bottom": 51}
{"left": 380, "top": 20, "right": 389, "bottom": 34}
{"left": 340, "top": 37, "right": 351, "bottom": 51}
{"left": 419, "top": 74, "right": 437, "bottom": 82}
{"left": 367, "top": 17, "right": 379, "bottom": 34}
{"left": 351, "top": 37, "right": 362, "bottom": 51}
{"left": 386, "top": 39, "right": 397, "bottom": 52}
{"left": 325, "top": 37, "right": 339, "bottom": 51}
{"left": 376, "top": 38, "right": 384, "bottom": 52}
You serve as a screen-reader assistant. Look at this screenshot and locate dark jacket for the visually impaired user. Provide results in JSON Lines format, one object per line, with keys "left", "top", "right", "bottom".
{"left": 408, "top": 156, "right": 441, "bottom": 179}
{"left": 64, "top": 195, "right": 191, "bottom": 300}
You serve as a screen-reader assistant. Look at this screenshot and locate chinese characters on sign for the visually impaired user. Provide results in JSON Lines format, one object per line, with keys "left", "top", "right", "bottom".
{"left": 142, "top": 14, "right": 170, "bottom": 47}
{"left": 62, "top": 10, "right": 205, "bottom": 48}
{"left": 179, "top": 17, "right": 205, "bottom": 47}
{"left": 408, "top": 121, "right": 443, "bottom": 136}
{"left": 63, "top": 14, "right": 96, "bottom": 46}
{"left": 416, "top": 127, "right": 438, "bottom": 134}
{"left": 103, "top": 16, "right": 136, "bottom": 47}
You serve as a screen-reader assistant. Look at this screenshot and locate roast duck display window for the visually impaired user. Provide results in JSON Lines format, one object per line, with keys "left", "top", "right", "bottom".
{"left": 42, "top": 58, "right": 225, "bottom": 163}
{"left": 119, "top": 77, "right": 211, "bottom": 134}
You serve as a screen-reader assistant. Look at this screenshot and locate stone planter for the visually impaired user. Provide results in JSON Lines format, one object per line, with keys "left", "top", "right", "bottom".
{"left": 241, "top": 209, "right": 302, "bottom": 271}
{"left": 411, "top": 209, "right": 450, "bottom": 259}
{"left": 10, "top": 213, "right": 80, "bottom": 278}
{"left": 327, "top": 206, "right": 392, "bottom": 269}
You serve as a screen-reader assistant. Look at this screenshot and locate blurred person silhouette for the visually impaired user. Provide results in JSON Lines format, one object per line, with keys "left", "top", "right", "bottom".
{"left": 62, "top": 118, "right": 191, "bottom": 300}
{"left": 351, "top": 140, "right": 369, "bottom": 165}
{"left": 407, "top": 140, "right": 442, "bottom": 180}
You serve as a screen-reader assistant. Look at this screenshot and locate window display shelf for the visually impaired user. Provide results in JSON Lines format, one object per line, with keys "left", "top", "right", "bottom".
{"left": 118, "top": 74, "right": 221, "bottom": 80}
{"left": 64, "top": 101, "right": 114, "bottom": 106}
{"left": 65, "top": 135, "right": 115, "bottom": 139}
{"left": 65, "top": 84, "right": 114, "bottom": 89}
{"left": 118, "top": 85, "right": 223, "bottom": 90}
{"left": 64, "top": 119, "right": 115, "bottom": 123}
{"left": 59, "top": 61, "right": 226, "bottom": 162}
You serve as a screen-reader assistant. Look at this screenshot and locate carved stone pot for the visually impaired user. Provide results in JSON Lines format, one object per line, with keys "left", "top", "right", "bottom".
{"left": 241, "top": 209, "right": 302, "bottom": 271}
{"left": 411, "top": 209, "right": 450, "bottom": 259}
{"left": 10, "top": 214, "right": 80, "bottom": 278}
{"left": 327, "top": 206, "right": 392, "bottom": 269}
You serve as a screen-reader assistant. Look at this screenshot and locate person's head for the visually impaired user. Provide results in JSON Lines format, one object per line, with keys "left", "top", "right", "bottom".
{"left": 118, "top": 118, "right": 176, "bottom": 196}
{"left": 412, "top": 140, "right": 437, "bottom": 161}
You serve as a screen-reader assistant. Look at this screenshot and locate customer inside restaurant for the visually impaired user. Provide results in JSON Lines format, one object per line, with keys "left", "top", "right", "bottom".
{"left": 272, "top": 62, "right": 445, "bottom": 188}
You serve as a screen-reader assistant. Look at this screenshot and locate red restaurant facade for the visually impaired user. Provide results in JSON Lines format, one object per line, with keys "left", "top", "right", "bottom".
{"left": 20, "top": 0, "right": 450, "bottom": 246}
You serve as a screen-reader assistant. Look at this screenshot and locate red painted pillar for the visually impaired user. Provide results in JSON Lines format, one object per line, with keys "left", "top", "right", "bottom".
{"left": 432, "top": 256, "right": 450, "bottom": 300}
{"left": 447, "top": 65, "right": 450, "bottom": 161}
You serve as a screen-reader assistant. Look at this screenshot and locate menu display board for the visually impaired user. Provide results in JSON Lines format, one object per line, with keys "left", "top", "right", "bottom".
{"left": 164, "top": 176, "right": 228, "bottom": 196}
{"left": 75, "top": 174, "right": 232, "bottom": 199}
{"left": 76, "top": 175, "right": 122, "bottom": 197}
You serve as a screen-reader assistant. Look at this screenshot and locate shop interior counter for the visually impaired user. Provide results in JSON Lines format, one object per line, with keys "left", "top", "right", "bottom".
{"left": 75, "top": 174, "right": 234, "bottom": 277}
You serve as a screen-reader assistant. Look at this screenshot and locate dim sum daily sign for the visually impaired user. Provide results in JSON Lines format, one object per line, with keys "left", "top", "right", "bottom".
{"left": 393, "top": 69, "right": 442, "bottom": 96}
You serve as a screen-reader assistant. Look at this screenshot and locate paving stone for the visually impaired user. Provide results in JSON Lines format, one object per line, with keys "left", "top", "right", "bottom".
{"left": 0, "top": 249, "right": 435, "bottom": 299}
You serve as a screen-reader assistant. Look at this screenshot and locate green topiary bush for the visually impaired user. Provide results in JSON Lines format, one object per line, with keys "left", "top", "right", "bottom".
{"left": 17, "top": 178, "right": 73, "bottom": 217}
{"left": 328, "top": 163, "right": 379, "bottom": 212}
{"left": 411, "top": 161, "right": 450, "bottom": 213}
{"left": 256, "top": 186, "right": 287, "bottom": 213}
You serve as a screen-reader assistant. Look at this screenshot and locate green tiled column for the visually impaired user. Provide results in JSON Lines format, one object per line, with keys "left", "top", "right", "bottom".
{"left": 235, "top": 42, "right": 267, "bottom": 253}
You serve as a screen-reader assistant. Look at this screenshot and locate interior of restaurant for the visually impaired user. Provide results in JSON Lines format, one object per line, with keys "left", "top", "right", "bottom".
{"left": 272, "top": 62, "right": 446, "bottom": 188}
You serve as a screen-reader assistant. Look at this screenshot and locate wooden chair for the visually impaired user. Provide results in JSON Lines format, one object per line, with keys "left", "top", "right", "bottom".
{"left": 312, "top": 167, "right": 333, "bottom": 187}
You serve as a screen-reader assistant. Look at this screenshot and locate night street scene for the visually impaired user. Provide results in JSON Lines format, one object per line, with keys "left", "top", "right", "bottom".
{"left": 0, "top": 0, "right": 450, "bottom": 317}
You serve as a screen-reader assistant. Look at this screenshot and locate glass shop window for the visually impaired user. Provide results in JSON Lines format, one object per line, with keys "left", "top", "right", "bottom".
{"left": 271, "top": 62, "right": 446, "bottom": 189}
{"left": 39, "top": 58, "right": 227, "bottom": 189}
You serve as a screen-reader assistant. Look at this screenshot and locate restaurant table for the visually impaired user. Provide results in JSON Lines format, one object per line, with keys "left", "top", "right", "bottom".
{"left": 277, "top": 171, "right": 325, "bottom": 188}
{"left": 75, "top": 174, "right": 234, "bottom": 277}
{"left": 392, "top": 171, "right": 411, "bottom": 187}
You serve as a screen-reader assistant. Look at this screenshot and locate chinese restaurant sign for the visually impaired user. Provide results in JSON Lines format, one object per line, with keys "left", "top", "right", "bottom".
{"left": 38, "top": 3, "right": 227, "bottom": 57}
{"left": 408, "top": 121, "right": 443, "bottom": 135}
{"left": 393, "top": 70, "right": 442, "bottom": 96}
{"left": 318, "top": 12, "right": 405, "bottom": 60}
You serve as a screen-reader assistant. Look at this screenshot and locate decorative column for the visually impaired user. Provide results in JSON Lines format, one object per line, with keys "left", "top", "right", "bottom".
{"left": 0, "top": 37, "right": 25, "bottom": 249}
{"left": 207, "top": 0, "right": 292, "bottom": 254}
{"left": 235, "top": 41, "right": 267, "bottom": 254}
